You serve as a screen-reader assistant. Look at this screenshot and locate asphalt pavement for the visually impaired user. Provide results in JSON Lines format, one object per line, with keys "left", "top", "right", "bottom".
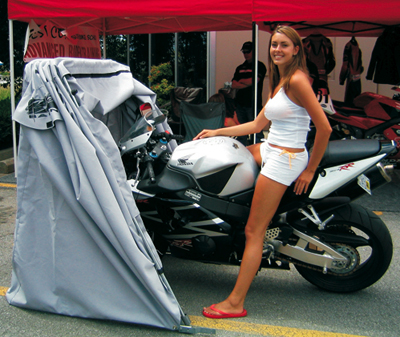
{"left": 1, "top": 170, "right": 400, "bottom": 337}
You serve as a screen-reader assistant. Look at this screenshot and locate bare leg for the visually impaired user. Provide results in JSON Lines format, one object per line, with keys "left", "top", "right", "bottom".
{"left": 203, "top": 174, "right": 288, "bottom": 316}
{"left": 247, "top": 143, "right": 262, "bottom": 166}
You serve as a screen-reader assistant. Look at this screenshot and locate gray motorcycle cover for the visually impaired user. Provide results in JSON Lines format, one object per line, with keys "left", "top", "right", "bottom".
{"left": 6, "top": 58, "right": 186, "bottom": 330}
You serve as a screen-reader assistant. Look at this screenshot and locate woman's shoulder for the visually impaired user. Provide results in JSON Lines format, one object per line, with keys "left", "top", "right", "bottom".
{"left": 289, "top": 70, "right": 312, "bottom": 93}
{"left": 289, "top": 69, "right": 309, "bottom": 86}
{"left": 287, "top": 69, "right": 314, "bottom": 105}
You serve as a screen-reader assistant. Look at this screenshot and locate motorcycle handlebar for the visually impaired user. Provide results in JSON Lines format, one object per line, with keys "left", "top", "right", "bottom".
{"left": 146, "top": 160, "right": 156, "bottom": 183}
{"left": 153, "top": 132, "right": 184, "bottom": 142}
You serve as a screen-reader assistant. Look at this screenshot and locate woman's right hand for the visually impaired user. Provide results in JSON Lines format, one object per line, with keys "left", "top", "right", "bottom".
{"left": 193, "top": 129, "right": 219, "bottom": 140}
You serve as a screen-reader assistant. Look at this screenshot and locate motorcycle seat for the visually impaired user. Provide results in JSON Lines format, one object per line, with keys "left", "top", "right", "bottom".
{"left": 319, "top": 139, "right": 381, "bottom": 167}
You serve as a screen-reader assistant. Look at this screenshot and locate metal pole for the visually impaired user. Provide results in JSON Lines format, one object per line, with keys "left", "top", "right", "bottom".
{"left": 174, "top": 33, "right": 178, "bottom": 86}
{"left": 9, "top": 19, "right": 17, "bottom": 177}
{"left": 252, "top": 22, "right": 259, "bottom": 144}
{"left": 206, "top": 32, "right": 210, "bottom": 100}
{"left": 148, "top": 34, "right": 152, "bottom": 86}
{"left": 126, "top": 35, "right": 130, "bottom": 67}
{"left": 207, "top": 32, "right": 217, "bottom": 100}
{"left": 102, "top": 19, "right": 106, "bottom": 58}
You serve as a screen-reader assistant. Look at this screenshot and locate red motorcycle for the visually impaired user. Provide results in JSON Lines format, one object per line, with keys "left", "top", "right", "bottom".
{"left": 315, "top": 88, "right": 400, "bottom": 164}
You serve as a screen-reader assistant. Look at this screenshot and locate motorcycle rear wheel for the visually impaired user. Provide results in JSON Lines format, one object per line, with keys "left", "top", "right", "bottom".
{"left": 295, "top": 203, "right": 393, "bottom": 293}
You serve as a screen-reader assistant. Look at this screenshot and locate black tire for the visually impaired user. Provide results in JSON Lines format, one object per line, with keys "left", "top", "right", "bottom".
{"left": 295, "top": 203, "right": 393, "bottom": 293}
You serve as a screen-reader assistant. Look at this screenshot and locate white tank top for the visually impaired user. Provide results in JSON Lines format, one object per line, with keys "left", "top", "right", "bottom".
{"left": 264, "top": 87, "right": 310, "bottom": 148}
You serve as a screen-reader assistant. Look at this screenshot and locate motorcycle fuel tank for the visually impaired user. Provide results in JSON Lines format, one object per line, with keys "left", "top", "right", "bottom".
{"left": 168, "top": 137, "right": 259, "bottom": 196}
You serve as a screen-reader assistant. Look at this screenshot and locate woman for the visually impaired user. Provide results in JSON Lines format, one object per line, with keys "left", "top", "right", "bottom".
{"left": 193, "top": 26, "right": 332, "bottom": 319}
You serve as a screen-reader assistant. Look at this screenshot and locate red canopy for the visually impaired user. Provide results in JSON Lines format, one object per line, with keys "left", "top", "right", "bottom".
{"left": 253, "top": 0, "right": 400, "bottom": 36}
{"left": 7, "top": 0, "right": 400, "bottom": 36}
{"left": 8, "top": 0, "right": 252, "bottom": 34}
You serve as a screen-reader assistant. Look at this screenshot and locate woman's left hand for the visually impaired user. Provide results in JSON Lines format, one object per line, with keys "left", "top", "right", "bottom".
{"left": 293, "top": 169, "right": 314, "bottom": 195}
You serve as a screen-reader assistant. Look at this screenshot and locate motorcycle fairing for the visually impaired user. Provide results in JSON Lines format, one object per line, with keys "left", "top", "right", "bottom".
{"left": 364, "top": 117, "right": 400, "bottom": 138}
{"left": 382, "top": 127, "right": 400, "bottom": 160}
{"left": 175, "top": 189, "right": 251, "bottom": 224}
{"left": 326, "top": 163, "right": 391, "bottom": 200}
{"left": 137, "top": 164, "right": 196, "bottom": 194}
{"left": 330, "top": 114, "right": 383, "bottom": 130}
{"left": 167, "top": 137, "right": 259, "bottom": 196}
{"left": 138, "top": 198, "right": 237, "bottom": 261}
{"left": 317, "top": 88, "right": 336, "bottom": 115}
{"left": 309, "top": 154, "right": 386, "bottom": 199}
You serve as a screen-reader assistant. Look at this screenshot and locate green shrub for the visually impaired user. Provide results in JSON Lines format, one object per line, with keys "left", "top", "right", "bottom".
{"left": 148, "top": 63, "right": 175, "bottom": 111}
{"left": 0, "top": 85, "right": 10, "bottom": 100}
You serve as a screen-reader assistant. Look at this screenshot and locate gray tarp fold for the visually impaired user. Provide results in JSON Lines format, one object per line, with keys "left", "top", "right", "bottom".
{"left": 6, "top": 58, "right": 187, "bottom": 330}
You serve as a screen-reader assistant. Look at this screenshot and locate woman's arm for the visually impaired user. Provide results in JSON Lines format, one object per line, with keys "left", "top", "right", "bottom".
{"left": 193, "top": 107, "right": 270, "bottom": 140}
{"left": 289, "top": 71, "right": 332, "bottom": 195}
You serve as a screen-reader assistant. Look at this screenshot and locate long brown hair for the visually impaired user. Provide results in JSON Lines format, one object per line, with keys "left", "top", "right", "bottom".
{"left": 268, "top": 25, "right": 308, "bottom": 95}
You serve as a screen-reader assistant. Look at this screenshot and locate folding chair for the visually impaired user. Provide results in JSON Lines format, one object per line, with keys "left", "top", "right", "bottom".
{"left": 170, "top": 87, "right": 204, "bottom": 120}
{"left": 169, "top": 87, "right": 204, "bottom": 135}
{"left": 179, "top": 101, "right": 226, "bottom": 142}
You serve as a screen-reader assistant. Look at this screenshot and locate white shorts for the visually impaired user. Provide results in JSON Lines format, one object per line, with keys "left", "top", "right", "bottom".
{"left": 259, "top": 142, "right": 309, "bottom": 186}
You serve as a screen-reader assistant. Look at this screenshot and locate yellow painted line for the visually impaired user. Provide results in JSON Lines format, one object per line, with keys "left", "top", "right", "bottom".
{"left": 0, "top": 294, "right": 368, "bottom": 336}
{"left": 189, "top": 315, "right": 367, "bottom": 337}
{"left": 373, "top": 211, "right": 383, "bottom": 215}
{"left": 0, "top": 182, "right": 16, "bottom": 189}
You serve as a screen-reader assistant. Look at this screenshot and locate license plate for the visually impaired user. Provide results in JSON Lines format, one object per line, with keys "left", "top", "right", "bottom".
{"left": 357, "top": 174, "right": 371, "bottom": 195}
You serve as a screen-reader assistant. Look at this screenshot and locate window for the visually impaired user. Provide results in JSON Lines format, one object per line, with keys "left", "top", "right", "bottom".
{"left": 104, "top": 32, "right": 207, "bottom": 88}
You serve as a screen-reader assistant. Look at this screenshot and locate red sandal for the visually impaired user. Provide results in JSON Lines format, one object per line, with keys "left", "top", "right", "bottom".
{"left": 202, "top": 304, "right": 247, "bottom": 319}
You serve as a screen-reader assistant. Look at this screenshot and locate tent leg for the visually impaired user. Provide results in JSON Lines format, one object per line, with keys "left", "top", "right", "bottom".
{"left": 102, "top": 18, "right": 106, "bottom": 58}
{"left": 179, "top": 313, "right": 216, "bottom": 334}
{"left": 9, "top": 19, "right": 17, "bottom": 178}
{"left": 251, "top": 22, "right": 259, "bottom": 145}
{"left": 179, "top": 325, "right": 216, "bottom": 335}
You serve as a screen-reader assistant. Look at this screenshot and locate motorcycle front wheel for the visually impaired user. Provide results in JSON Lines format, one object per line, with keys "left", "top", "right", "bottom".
{"left": 295, "top": 203, "right": 393, "bottom": 293}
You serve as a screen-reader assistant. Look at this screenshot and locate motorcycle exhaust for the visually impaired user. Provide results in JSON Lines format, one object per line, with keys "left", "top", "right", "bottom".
{"left": 380, "top": 163, "right": 395, "bottom": 181}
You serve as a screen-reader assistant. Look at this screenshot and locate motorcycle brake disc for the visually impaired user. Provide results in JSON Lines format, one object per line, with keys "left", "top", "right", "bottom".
{"left": 328, "top": 243, "right": 360, "bottom": 274}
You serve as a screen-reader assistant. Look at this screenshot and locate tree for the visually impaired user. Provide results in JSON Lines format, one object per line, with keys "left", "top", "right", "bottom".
{"left": 0, "top": 1, "right": 28, "bottom": 78}
{"left": 0, "top": 2, "right": 26, "bottom": 150}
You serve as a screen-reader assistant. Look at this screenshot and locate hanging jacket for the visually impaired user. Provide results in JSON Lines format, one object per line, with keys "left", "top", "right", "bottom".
{"left": 339, "top": 37, "right": 364, "bottom": 103}
{"left": 303, "top": 34, "right": 336, "bottom": 88}
{"left": 366, "top": 26, "right": 400, "bottom": 85}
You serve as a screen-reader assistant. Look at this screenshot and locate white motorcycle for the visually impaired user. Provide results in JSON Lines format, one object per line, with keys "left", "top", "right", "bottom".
{"left": 119, "top": 107, "right": 397, "bottom": 293}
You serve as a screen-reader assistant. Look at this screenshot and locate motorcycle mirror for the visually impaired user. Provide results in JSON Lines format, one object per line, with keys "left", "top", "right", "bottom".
{"left": 153, "top": 114, "right": 166, "bottom": 124}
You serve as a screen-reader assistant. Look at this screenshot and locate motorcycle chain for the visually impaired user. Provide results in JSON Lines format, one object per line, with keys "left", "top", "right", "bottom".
{"left": 274, "top": 243, "right": 358, "bottom": 277}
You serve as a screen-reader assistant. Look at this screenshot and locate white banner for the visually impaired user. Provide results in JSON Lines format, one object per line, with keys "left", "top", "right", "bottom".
{"left": 24, "top": 20, "right": 101, "bottom": 62}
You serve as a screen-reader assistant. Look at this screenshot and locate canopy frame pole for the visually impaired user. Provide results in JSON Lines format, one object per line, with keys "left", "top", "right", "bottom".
{"left": 175, "top": 33, "right": 178, "bottom": 86}
{"left": 126, "top": 34, "right": 130, "bottom": 67}
{"left": 252, "top": 22, "right": 259, "bottom": 145}
{"left": 207, "top": 32, "right": 216, "bottom": 100}
{"left": 9, "top": 19, "right": 18, "bottom": 178}
{"left": 102, "top": 19, "right": 106, "bottom": 58}
{"left": 148, "top": 34, "right": 152, "bottom": 86}
{"left": 179, "top": 325, "right": 216, "bottom": 334}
